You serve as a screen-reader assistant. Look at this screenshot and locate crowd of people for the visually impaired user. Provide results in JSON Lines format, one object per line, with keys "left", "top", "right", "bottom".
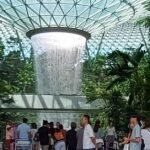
{"left": 4, "top": 114, "right": 150, "bottom": 150}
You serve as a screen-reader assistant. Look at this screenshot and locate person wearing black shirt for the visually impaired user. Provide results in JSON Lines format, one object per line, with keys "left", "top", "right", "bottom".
{"left": 66, "top": 122, "right": 77, "bottom": 150}
{"left": 49, "top": 122, "right": 55, "bottom": 150}
{"left": 38, "top": 120, "right": 50, "bottom": 150}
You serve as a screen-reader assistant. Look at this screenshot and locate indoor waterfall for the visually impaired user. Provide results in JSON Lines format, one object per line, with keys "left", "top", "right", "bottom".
{"left": 31, "top": 32, "right": 86, "bottom": 95}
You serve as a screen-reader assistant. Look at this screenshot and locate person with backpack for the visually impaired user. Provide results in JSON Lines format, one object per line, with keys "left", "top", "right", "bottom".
{"left": 54, "top": 124, "right": 66, "bottom": 150}
{"left": 129, "top": 115, "right": 142, "bottom": 150}
{"left": 141, "top": 120, "right": 150, "bottom": 150}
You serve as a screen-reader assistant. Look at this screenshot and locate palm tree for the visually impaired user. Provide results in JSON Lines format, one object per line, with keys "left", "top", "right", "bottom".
{"left": 106, "top": 44, "right": 144, "bottom": 89}
{"left": 106, "top": 45, "right": 145, "bottom": 105}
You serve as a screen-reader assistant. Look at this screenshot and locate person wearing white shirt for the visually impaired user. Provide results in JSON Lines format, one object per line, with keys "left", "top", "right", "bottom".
{"left": 105, "top": 122, "right": 117, "bottom": 150}
{"left": 141, "top": 121, "right": 150, "bottom": 150}
{"left": 82, "top": 114, "right": 96, "bottom": 150}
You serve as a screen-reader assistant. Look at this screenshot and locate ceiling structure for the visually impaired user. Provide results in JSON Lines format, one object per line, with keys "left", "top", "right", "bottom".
{"left": 0, "top": 22, "right": 148, "bottom": 60}
{"left": 0, "top": 0, "right": 148, "bottom": 65}
{"left": 0, "top": 0, "right": 147, "bottom": 36}
{"left": 0, "top": 0, "right": 148, "bottom": 54}
{"left": 88, "top": 23, "right": 149, "bottom": 56}
{"left": 0, "top": 23, "right": 31, "bottom": 57}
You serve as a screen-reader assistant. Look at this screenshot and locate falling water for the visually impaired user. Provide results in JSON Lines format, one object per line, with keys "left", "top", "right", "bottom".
{"left": 31, "top": 32, "right": 86, "bottom": 95}
{"left": 37, "top": 112, "right": 80, "bottom": 129}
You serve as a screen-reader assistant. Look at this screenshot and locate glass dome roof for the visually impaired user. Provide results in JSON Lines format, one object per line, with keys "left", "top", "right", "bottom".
{"left": 0, "top": 22, "right": 148, "bottom": 59}
{"left": 88, "top": 23, "right": 148, "bottom": 56}
{"left": 0, "top": 0, "right": 147, "bottom": 36}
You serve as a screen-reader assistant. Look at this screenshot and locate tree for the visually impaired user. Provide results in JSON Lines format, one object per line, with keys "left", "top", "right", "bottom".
{"left": 0, "top": 38, "right": 36, "bottom": 140}
{"left": 82, "top": 45, "right": 150, "bottom": 131}
{"left": 106, "top": 45, "right": 145, "bottom": 104}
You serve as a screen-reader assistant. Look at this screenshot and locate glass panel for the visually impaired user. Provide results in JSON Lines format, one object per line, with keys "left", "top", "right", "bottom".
{"left": 65, "top": 16, "right": 76, "bottom": 26}
{"left": 12, "top": 0, "right": 23, "bottom": 6}
{"left": 61, "top": 4, "right": 76, "bottom": 15}
{"left": 43, "top": 4, "right": 58, "bottom": 14}
{"left": 0, "top": 0, "right": 147, "bottom": 36}
{"left": 40, "top": 5, "right": 51, "bottom": 15}
{"left": 53, "top": 5, "right": 64, "bottom": 16}
{"left": 93, "top": 0, "right": 107, "bottom": 9}
{"left": 15, "top": 6, "right": 28, "bottom": 17}
{"left": 54, "top": 16, "right": 64, "bottom": 25}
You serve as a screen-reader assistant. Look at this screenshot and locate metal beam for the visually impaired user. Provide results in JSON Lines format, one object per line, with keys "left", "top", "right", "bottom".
{"left": 0, "top": 94, "right": 100, "bottom": 111}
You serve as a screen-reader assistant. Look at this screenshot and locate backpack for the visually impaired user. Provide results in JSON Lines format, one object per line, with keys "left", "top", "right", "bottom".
{"left": 54, "top": 131, "right": 64, "bottom": 141}
{"left": 141, "top": 139, "right": 145, "bottom": 150}
{"left": 33, "top": 132, "right": 39, "bottom": 142}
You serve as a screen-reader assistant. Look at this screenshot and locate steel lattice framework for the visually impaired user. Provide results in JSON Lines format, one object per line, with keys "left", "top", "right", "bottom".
{"left": 0, "top": 0, "right": 147, "bottom": 36}
{"left": 0, "top": 0, "right": 148, "bottom": 57}
{"left": 0, "top": 22, "right": 148, "bottom": 60}
{"left": 88, "top": 23, "right": 149, "bottom": 56}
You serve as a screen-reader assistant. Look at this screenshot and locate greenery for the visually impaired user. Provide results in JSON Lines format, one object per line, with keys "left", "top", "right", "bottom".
{"left": 0, "top": 37, "right": 36, "bottom": 140}
{"left": 0, "top": 112, "right": 37, "bottom": 140}
{"left": 83, "top": 44, "right": 150, "bottom": 131}
{"left": 82, "top": 1, "right": 150, "bottom": 132}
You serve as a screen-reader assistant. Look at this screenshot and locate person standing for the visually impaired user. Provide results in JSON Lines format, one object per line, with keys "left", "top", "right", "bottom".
{"left": 141, "top": 120, "right": 150, "bottom": 150}
{"left": 93, "top": 120, "right": 104, "bottom": 150}
{"left": 82, "top": 114, "right": 96, "bottom": 150}
{"left": 11, "top": 122, "right": 17, "bottom": 141}
{"left": 17, "top": 118, "right": 30, "bottom": 140}
{"left": 10, "top": 122, "right": 17, "bottom": 150}
{"left": 122, "top": 123, "right": 134, "bottom": 150}
{"left": 49, "top": 122, "right": 55, "bottom": 150}
{"left": 49, "top": 122, "right": 55, "bottom": 137}
{"left": 94, "top": 120, "right": 101, "bottom": 139}
{"left": 54, "top": 124, "right": 66, "bottom": 150}
{"left": 129, "top": 115, "right": 142, "bottom": 150}
{"left": 76, "top": 126, "right": 84, "bottom": 150}
{"left": 59, "top": 124, "right": 67, "bottom": 141}
{"left": 38, "top": 120, "right": 50, "bottom": 150}
{"left": 30, "top": 123, "right": 39, "bottom": 150}
{"left": 5, "top": 121, "right": 13, "bottom": 150}
{"left": 66, "top": 122, "right": 77, "bottom": 150}
{"left": 105, "top": 121, "right": 117, "bottom": 150}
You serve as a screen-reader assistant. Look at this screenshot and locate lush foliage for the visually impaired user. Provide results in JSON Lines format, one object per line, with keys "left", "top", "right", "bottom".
{"left": 83, "top": 0, "right": 150, "bottom": 131}
{"left": 0, "top": 38, "right": 36, "bottom": 140}
{"left": 83, "top": 45, "right": 150, "bottom": 130}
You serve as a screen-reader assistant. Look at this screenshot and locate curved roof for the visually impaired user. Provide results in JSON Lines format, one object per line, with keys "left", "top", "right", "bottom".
{"left": 0, "top": 0, "right": 146, "bottom": 36}
{"left": 88, "top": 23, "right": 148, "bottom": 56}
{"left": 0, "top": 22, "right": 148, "bottom": 60}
